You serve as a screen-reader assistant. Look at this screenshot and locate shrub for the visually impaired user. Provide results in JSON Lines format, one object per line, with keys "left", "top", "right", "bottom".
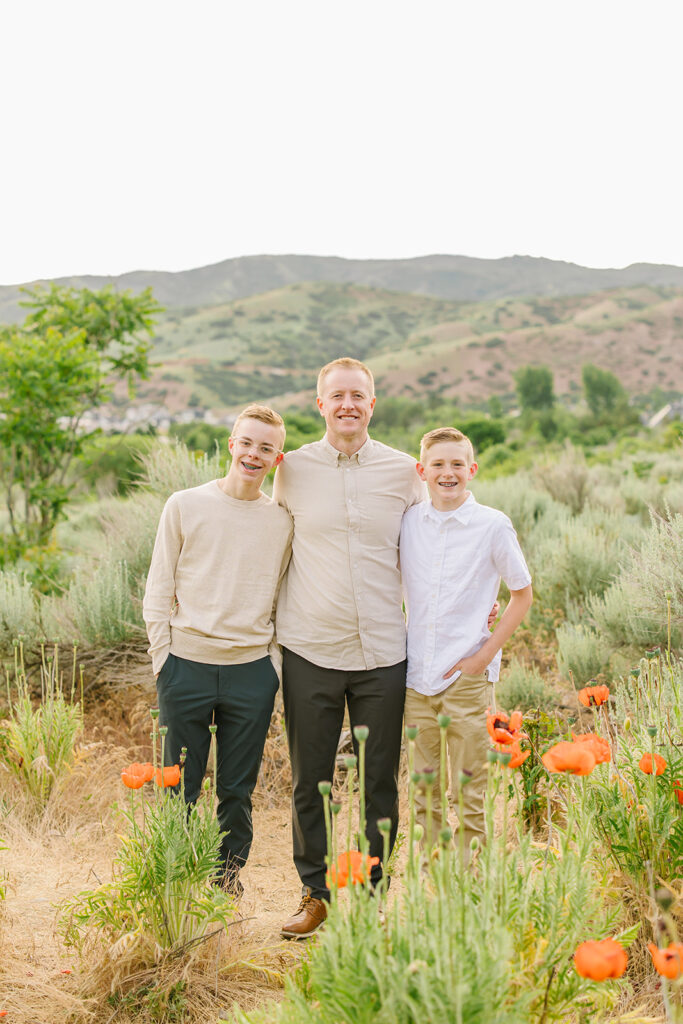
{"left": 64, "top": 559, "right": 142, "bottom": 647}
{"left": 0, "top": 570, "right": 42, "bottom": 654}
{"left": 496, "top": 659, "right": 556, "bottom": 712}
{"left": 0, "top": 642, "right": 83, "bottom": 815}
{"left": 556, "top": 623, "right": 613, "bottom": 684}
{"left": 534, "top": 443, "right": 589, "bottom": 514}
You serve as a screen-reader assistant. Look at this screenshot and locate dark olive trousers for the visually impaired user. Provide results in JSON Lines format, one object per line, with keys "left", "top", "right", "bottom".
{"left": 156, "top": 653, "right": 278, "bottom": 874}
{"left": 282, "top": 647, "right": 407, "bottom": 900}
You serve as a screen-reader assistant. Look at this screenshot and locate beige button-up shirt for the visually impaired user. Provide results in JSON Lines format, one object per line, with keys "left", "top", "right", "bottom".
{"left": 273, "top": 435, "right": 426, "bottom": 670}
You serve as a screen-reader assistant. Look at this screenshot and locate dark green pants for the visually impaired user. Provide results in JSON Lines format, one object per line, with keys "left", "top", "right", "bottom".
{"left": 156, "top": 653, "right": 278, "bottom": 873}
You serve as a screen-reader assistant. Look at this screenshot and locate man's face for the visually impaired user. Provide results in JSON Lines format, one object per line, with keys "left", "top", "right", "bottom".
{"left": 228, "top": 418, "right": 284, "bottom": 485}
{"left": 316, "top": 367, "right": 376, "bottom": 447}
{"left": 417, "top": 440, "right": 477, "bottom": 510}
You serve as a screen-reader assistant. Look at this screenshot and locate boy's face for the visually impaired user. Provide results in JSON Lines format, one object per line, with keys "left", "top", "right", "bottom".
{"left": 317, "top": 367, "right": 376, "bottom": 447}
{"left": 417, "top": 440, "right": 477, "bottom": 511}
{"left": 228, "top": 418, "right": 284, "bottom": 485}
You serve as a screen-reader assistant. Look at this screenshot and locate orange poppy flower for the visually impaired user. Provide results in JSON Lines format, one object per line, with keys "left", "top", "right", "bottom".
{"left": 542, "top": 741, "right": 596, "bottom": 776}
{"left": 155, "top": 764, "right": 181, "bottom": 788}
{"left": 571, "top": 733, "right": 611, "bottom": 765}
{"left": 577, "top": 685, "right": 610, "bottom": 708}
{"left": 648, "top": 943, "right": 683, "bottom": 980}
{"left": 639, "top": 752, "right": 667, "bottom": 776}
{"left": 486, "top": 709, "right": 524, "bottom": 745}
{"left": 496, "top": 740, "right": 530, "bottom": 768}
{"left": 674, "top": 781, "right": 683, "bottom": 805}
{"left": 574, "top": 938, "right": 627, "bottom": 980}
{"left": 326, "top": 850, "right": 380, "bottom": 888}
{"left": 121, "top": 762, "right": 154, "bottom": 789}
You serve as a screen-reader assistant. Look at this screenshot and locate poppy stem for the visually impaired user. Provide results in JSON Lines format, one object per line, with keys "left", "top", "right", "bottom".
{"left": 407, "top": 736, "right": 416, "bottom": 878}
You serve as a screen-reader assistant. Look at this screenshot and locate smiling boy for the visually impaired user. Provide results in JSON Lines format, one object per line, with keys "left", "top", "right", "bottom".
{"left": 142, "top": 404, "right": 293, "bottom": 894}
{"left": 399, "top": 427, "right": 533, "bottom": 854}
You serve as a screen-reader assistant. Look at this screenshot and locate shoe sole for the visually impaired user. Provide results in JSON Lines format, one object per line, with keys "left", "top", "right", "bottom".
{"left": 280, "top": 924, "right": 325, "bottom": 940}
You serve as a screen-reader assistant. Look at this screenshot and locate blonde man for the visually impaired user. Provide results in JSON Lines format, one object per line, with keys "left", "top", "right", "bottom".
{"left": 274, "top": 358, "right": 425, "bottom": 938}
{"left": 143, "top": 405, "right": 293, "bottom": 896}
{"left": 400, "top": 427, "right": 533, "bottom": 854}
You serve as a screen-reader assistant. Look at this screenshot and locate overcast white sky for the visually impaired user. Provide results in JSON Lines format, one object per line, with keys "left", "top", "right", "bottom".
{"left": 2, "top": 0, "right": 682, "bottom": 285}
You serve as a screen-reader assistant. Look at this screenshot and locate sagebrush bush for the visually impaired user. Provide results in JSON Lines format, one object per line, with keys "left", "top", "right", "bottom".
{"left": 472, "top": 476, "right": 563, "bottom": 547}
{"left": 0, "top": 570, "right": 42, "bottom": 653}
{"left": 496, "top": 659, "right": 556, "bottom": 712}
{"left": 65, "top": 558, "right": 142, "bottom": 646}
{"left": 138, "top": 439, "right": 224, "bottom": 496}
{"left": 534, "top": 442, "right": 590, "bottom": 514}
{"left": 587, "top": 579, "right": 666, "bottom": 652}
{"left": 556, "top": 622, "right": 613, "bottom": 684}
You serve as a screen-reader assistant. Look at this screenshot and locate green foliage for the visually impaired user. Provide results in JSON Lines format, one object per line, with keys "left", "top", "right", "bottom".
{"left": 589, "top": 657, "right": 683, "bottom": 891}
{"left": 0, "top": 570, "right": 43, "bottom": 654}
{"left": 234, "top": 765, "right": 619, "bottom": 1024}
{"left": 514, "top": 365, "right": 555, "bottom": 412}
{"left": 169, "top": 421, "right": 231, "bottom": 456}
{"left": 65, "top": 559, "right": 141, "bottom": 647}
{"left": 556, "top": 623, "right": 612, "bottom": 684}
{"left": 496, "top": 659, "right": 556, "bottom": 713}
{"left": 0, "top": 285, "right": 160, "bottom": 559}
{"left": 61, "top": 774, "right": 234, "bottom": 957}
{"left": 0, "top": 642, "right": 83, "bottom": 815}
{"left": 77, "top": 433, "right": 157, "bottom": 496}
{"left": 581, "top": 363, "right": 628, "bottom": 418}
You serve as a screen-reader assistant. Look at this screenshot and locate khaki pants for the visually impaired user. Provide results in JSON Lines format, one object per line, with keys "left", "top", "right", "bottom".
{"left": 404, "top": 673, "right": 493, "bottom": 853}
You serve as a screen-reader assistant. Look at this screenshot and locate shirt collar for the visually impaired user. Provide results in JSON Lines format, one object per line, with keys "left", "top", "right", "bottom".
{"left": 421, "top": 491, "right": 476, "bottom": 525}
{"left": 321, "top": 434, "right": 374, "bottom": 466}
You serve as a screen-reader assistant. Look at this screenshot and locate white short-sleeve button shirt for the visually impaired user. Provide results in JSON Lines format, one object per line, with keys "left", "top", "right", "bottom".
{"left": 399, "top": 493, "right": 532, "bottom": 695}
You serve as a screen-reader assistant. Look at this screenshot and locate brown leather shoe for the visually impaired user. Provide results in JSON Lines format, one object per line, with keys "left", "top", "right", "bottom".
{"left": 280, "top": 891, "right": 328, "bottom": 939}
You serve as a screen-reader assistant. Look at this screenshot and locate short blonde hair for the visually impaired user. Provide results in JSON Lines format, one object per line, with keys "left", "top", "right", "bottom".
{"left": 317, "top": 357, "right": 375, "bottom": 397}
{"left": 420, "top": 427, "right": 475, "bottom": 465}
{"left": 232, "top": 404, "right": 286, "bottom": 445}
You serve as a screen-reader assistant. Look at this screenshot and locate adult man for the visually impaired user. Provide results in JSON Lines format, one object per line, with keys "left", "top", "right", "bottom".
{"left": 143, "top": 404, "right": 292, "bottom": 895}
{"left": 274, "top": 357, "right": 425, "bottom": 938}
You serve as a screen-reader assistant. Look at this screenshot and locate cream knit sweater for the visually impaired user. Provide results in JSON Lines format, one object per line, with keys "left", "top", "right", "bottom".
{"left": 143, "top": 480, "right": 293, "bottom": 677}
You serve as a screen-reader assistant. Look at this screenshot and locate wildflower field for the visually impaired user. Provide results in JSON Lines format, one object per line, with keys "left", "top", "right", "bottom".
{"left": 0, "top": 438, "right": 682, "bottom": 1023}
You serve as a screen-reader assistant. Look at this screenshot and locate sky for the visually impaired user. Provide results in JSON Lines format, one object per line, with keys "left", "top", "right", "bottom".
{"left": 2, "top": 0, "right": 682, "bottom": 285}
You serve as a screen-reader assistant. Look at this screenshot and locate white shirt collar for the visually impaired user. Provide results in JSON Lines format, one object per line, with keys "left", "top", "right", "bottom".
{"left": 421, "top": 491, "right": 476, "bottom": 525}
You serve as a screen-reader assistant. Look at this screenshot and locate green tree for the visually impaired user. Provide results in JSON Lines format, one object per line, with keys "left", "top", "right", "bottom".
{"left": 514, "top": 365, "right": 555, "bottom": 413}
{"left": 581, "top": 363, "right": 627, "bottom": 417}
{"left": 0, "top": 285, "right": 161, "bottom": 560}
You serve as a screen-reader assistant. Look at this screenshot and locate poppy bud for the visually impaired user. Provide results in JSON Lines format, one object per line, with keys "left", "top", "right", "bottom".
{"left": 318, "top": 780, "right": 332, "bottom": 796}
{"left": 646, "top": 648, "right": 661, "bottom": 660}
{"left": 209, "top": 724, "right": 217, "bottom": 735}
{"left": 437, "top": 714, "right": 451, "bottom": 729}
{"left": 344, "top": 755, "right": 357, "bottom": 770}
{"left": 646, "top": 724, "right": 657, "bottom": 738}
{"left": 413, "top": 824, "right": 424, "bottom": 842}
{"left": 439, "top": 827, "right": 453, "bottom": 845}
{"left": 410, "top": 771, "right": 422, "bottom": 786}
{"left": 459, "top": 770, "right": 473, "bottom": 788}
{"left": 470, "top": 837, "right": 479, "bottom": 852}
{"left": 422, "top": 769, "right": 437, "bottom": 786}
{"left": 353, "top": 725, "right": 370, "bottom": 742}
{"left": 665, "top": 591, "right": 673, "bottom": 600}
{"left": 330, "top": 801, "right": 342, "bottom": 816}
{"left": 203, "top": 777, "right": 212, "bottom": 790}
{"left": 159, "top": 726, "right": 168, "bottom": 737}
{"left": 655, "top": 887, "right": 674, "bottom": 911}
{"left": 630, "top": 668, "right": 640, "bottom": 678}
{"left": 150, "top": 708, "right": 160, "bottom": 720}
{"left": 498, "top": 750, "right": 512, "bottom": 767}
{"left": 405, "top": 724, "right": 419, "bottom": 741}
{"left": 487, "top": 749, "right": 498, "bottom": 763}
{"left": 623, "top": 717, "right": 632, "bottom": 732}
{"left": 377, "top": 818, "right": 392, "bottom": 833}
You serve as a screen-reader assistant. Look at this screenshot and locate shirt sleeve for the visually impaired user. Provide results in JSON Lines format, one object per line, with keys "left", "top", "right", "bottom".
{"left": 492, "top": 516, "right": 532, "bottom": 591}
{"left": 267, "top": 517, "right": 293, "bottom": 682}
{"left": 272, "top": 460, "right": 290, "bottom": 511}
{"left": 142, "top": 495, "right": 183, "bottom": 675}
